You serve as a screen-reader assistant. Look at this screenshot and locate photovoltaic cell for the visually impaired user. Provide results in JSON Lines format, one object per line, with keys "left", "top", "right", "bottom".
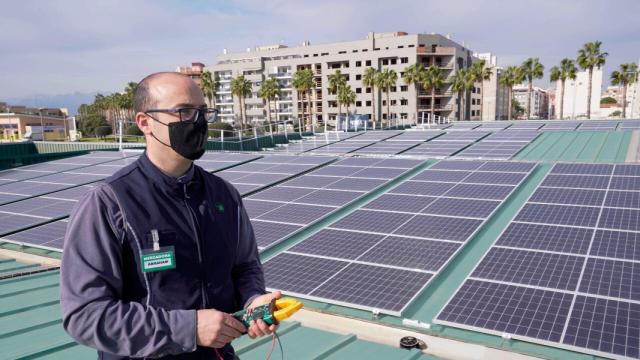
{"left": 497, "top": 222, "right": 593, "bottom": 254}
{"left": 598, "top": 208, "right": 640, "bottom": 232}
{"left": 551, "top": 163, "right": 614, "bottom": 175}
{"left": 590, "top": 230, "right": 640, "bottom": 261}
{"left": 609, "top": 176, "right": 640, "bottom": 191}
{"left": 444, "top": 183, "right": 514, "bottom": 200}
{"left": 437, "top": 280, "right": 573, "bottom": 342}
{"left": 2, "top": 220, "right": 68, "bottom": 249}
{"left": 472, "top": 247, "right": 584, "bottom": 290}
{"left": 295, "top": 189, "right": 363, "bottom": 206}
{"left": 251, "top": 221, "right": 303, "bottom": 248}
{"left": 256, "top": 203, "right": 335, "bottom": 225}
{"left": 263, "top": 253, "right": 348, "bottom": 294}
{"left": 477, "top": 161, "right": 536, "bottom": 173}
{"left": 288, "top": 229, "right": 384, "bottom": 260}
{"left": 390, "top": 181, "right": 456, "bottom": 196}
{"left": 410, "top": 170, "right": 471, "bottom": 183}
{"left": 310, "top": 263, "right": 432, "bottom": 313}
{"left": 564, "top": 296, "right": 640, "bottom": 359}
{"left": 515, "top": 203, "right": 601, "bottom": 227}
{"left": 541, "top": 174, "right": 610, "bottom": 189}
{"left": 579, "top": 258, "right": 640, "bottom": 301}
{"left": 363, "top": 194, "right": 437, "bottom": 213}
{"left": 330, "top": 210, "right": 413, "bottom": 234}
{"left": 392, "top": 214, "right": 482, "bottom": 242}
{"left": 421, "top": 198, "right": 499, "bottom": 218}
{"left": 358, "top": 236, "right": 461, "bottom": 271}
{"left": 463, "top": 171, "right": 526, "bottom": 185}
{"left": 604, "top": 190, "right": 640, "bottom": 208}
{"left": 530, "top": 187, "right": 606, "bottom": 206}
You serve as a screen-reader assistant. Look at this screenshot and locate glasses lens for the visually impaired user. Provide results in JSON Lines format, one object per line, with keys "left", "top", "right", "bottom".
{"left": 204, "top": 109, "right": 218, "bottom": 123}
{"left": 179, "top": 108, "right": 199, "bottom": 122}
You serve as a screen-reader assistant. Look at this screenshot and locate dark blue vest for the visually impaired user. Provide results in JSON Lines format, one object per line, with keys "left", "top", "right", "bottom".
{"left": 101, "top": 153, "right": 241, "bottom": 359}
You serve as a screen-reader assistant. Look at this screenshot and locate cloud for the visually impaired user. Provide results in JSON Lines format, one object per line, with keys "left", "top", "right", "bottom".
{"left": 1, "top": 0, "right": 638, "bottom": 105}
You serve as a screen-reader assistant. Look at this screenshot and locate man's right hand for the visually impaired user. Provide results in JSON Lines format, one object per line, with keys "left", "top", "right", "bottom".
{"left": 196, "top": 309, "right": 246, "bottom": 348}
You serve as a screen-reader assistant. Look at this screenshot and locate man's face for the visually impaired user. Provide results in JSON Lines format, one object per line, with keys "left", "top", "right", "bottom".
{"left": 137, "top": 75, "right": 207, "bottom": 160}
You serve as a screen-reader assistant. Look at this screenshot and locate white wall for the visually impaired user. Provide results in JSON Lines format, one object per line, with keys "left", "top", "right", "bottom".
{"left": 556, "top": 68, "right": 602, "bottom": 119}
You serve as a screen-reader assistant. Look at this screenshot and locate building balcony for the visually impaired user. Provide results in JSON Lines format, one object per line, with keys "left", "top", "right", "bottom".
{"left": 417, "top": 46, "right": 456, "bottom": 55}
{"left": 418, "top": 104, "right": 454, "bottom": 112}
{"left": 269, "top": 72, "right": 292, "bottom": 78}
{"left": 418, "top": 90, "right": 453, "bottom": 97}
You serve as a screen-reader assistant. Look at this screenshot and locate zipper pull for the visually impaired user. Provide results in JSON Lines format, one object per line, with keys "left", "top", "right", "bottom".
{"left": 151, "top": 229, "right": 160, "bottom": 251}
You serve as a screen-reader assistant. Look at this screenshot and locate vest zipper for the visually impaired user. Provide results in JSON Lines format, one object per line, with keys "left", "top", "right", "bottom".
{"left": 183, "top": 184, "right": 208, "bottom": 309}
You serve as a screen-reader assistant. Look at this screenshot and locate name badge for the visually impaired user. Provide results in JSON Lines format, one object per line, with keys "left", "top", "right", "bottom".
{"left": 141, "top": 229, "right": 176, "bottom": 272}
{"left": 141, "top": 247, "right": 176, "bottom": 272}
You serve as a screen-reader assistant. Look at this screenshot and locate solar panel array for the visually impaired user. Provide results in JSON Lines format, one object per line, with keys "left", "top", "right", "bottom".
{"left": 0, "top": 154, "right": 140, "bottom": 206}
{"left": 274, "top": 132, "right": 362, "bottom": 154}
{"left": 353, "top": 131, "right": 444, "bottom": 156}
{"left": 454, "top": 131, "right": 540, "bottom": 160}
{"left": 307, "top": 131, "right": 403, "bottom": 155}
{"left": 540, "top": 121, "right": 582, "bottom": 131}
{"left": 245, "top": 157, "right": 423, "bottom": 250}
{"left": 0, "top": 151, "right": 273, "bottom": 249}
{"left": 263, "top": 160, "right": 535, "bottom": 315}
{"left": 436, "top": 163, "right": 640, "bottom": 360}
{"left": 215, "top": 155, "right": 335, "bottom": 195}
{"left": 578, "top": 121, "right": 620, "bottom": 131}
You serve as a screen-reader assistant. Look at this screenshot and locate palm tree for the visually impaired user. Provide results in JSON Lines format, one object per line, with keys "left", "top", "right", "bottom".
{"left": 328, "top": 70, "right": 347, "bottom": 128}
{"left": 500, "top": 66, "right": 525, "bottom": 120}
{"left": 402, "top": 63, "right": 427, "bottom": 122}
{"left": 292, "top": 69, "right": 315, "bottom": 130}
{"left": 362, "top": 67, "right": 379, "bottom": 128}
{"left": 200, "top": 70, "right": 219, "bottom": 108}
{"left": 230, "top": 74, "right": 252, "bottom": 130}
{"left": 451, "top": 69, "right": 474, "bottom": 120}
{"left": 376, "top": 68, "right": 398, "bottom": 127}
{"left": 577, "top": 41, "right": 608, "bottom": 119}
{"left": 259, "top": 78, "right": 281, "bottom": 124}
{"left": 611, "top": 63, "right": 639, "bottom": 119}
{"left": 337, "top": 85, "right": 356, "bottom": 129}
{"left": 550, "top": 58, "right": 578, "bottom": 120}
{"left": 420, "top": 65, "right": 446, "bottom": 122}
{"left": 520, "top": 58, "right": 544, "bottom": 119}
{"left": 470, "top": 60, "right": 492, "bottom": 120}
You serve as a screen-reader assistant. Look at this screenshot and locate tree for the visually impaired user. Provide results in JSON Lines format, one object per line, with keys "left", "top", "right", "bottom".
{"left": 512, "top": 99, "right": 525, "bottom": 117}
{"left": 376, "top": 68, "right": 398, "bottom": 127}
{"left": 600, "top": 97, "right": 618, "bottom": 105}
{"left": 402, "top": 63, "right": 427, "bottom": 122}
{"left": 520, "top": 58, "right": 544, "bottom": 119}
{"left": 328, "top": 69, "right": 347, "bottom": 128}
{"left": 550, "top": 58, "right": 578, "bottom": 120}
{"left": 420, "top": 65, "right": 446, "bottom": 123}
{"left": 577, "top": 41, "right": 608, "bottom": 119}
{"left": 470, "top": 60, "right": 493, "bottom": 120}
{"left": 500, "top": 66, "right": 525, "bottom": 120}
{"left": 259, "top": 78, "right": 282, "bottom": 124}
{"left": 362, "top": 67, "right": 379, "bottom": 128}
{"left": 337, "top": 84, "right": 356, "bottom": 129}
{"left": 201, "top": 70, "right": 219, "bottom": 108}
{"left": 451, "top": 68, "right": 474, "bottom": 120}
{"left": 230, "top": 75, "right": 252, "bottom": 130}
{"left": 125, "top": 124, "right": 143, "bottom": 136}
{"left": 610, "top": 110, "right": 622, "bottom": 117}
{"left": 292, "top": 69, "right": 315, "bottom": 130}
{"left": 611, "top": 63, "right": 639, "bottom": 119}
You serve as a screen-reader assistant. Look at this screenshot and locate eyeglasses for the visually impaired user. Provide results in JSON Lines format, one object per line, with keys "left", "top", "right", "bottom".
{"left": 144, "top": 107, "right": 218, "bottom": 123}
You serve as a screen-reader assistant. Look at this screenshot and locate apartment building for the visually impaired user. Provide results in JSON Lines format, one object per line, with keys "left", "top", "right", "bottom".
{"left": 207, "top": 32, "right": 488, "bottom": 126}
{"left": 475, "top": 53, "right": 509, "bottom": 120}
{"left": 176, "top": 62, "right": 205, "bottom": 86}
{"left": 513, "top": 85, "right": 550, "bottom": 119}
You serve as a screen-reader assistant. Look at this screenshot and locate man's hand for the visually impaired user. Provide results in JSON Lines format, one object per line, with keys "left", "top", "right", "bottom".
{"left": 196, "top": 309, "right": 246, "bottom": 348}
{"left": 246, "top": 291, "right": 282, "bottom": 339}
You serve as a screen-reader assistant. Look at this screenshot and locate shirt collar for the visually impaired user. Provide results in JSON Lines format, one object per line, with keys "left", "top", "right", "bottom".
{"left": 139, "top": 151, "right": 196, "bottom": 188}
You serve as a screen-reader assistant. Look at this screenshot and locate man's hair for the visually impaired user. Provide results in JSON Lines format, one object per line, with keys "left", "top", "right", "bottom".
{"left": 133, "top": 72, "right": 193, "bottom": 113}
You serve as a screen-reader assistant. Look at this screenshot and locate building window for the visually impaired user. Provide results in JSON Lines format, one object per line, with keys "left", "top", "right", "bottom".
{"left": 398, "top": 45, "right": 404, "bottom": 49}
{"left": 362, "top": 49, "right": 368, "bottom": 52}
{"left": 352, "top": 49, "right": 358, "bottom": 53}
{"left": 408, "top": 44, "right": 415, "bottom": 48}
{"left": 366, "top": 87, "right": 371, "bottom": 93}
{"left": 381, "top": 59, "right": 388, "bottom": 65}
{"left": 356, "top": 74, "right": 362, "bottom": 80}
{"left": 366, "top": 101, "right": 371, "bottom": 106}
{"left": 401, "top": 99, "right": 408, "bottom": 105}
{"left": 356, "top": 88, "right": 362, "bottom": 94}
{"left": 313, "top": 54, "right": 318, "bottom": 57}
{"left": 338, "top": 51, "right": 346, "bottom": 54}
{"left": 304, "top": 54, "right": 309, "bottom": 58}
{"left": 391, "top": 100, "right": 397, "bottom": 105}
{"left": 366, "top": 60, "right": 372, "bottom": 66}
{"left": 356, "top": 61, "right": 362, "bottom": 67}
{"left": 400, "top": 85, "right": 408, "bottom": 92}
{"left": 390, "top": 59, "right": 397, "bottom": 65}
{"left": 374, "top": 48, "right": 380, "bottom": 51}
{"left": 356, "top": 101, "right": 362, "bottom": 107}
{"left": 390, "top": 86, "right": 397, "bottom": 92}
{"left": 401, "top": 57, "right": 409, "bottom": 64}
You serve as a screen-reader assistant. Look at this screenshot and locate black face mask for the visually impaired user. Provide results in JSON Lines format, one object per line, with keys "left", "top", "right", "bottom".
{"left": 150, "top": 116, "right": 208, "bottom": 160}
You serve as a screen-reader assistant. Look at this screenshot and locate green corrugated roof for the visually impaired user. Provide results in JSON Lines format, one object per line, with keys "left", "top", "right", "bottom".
{"left": 514, "top": 130, "right": 632, "bottom": 163}
{"left": 0, "top": 268, "right": 436, "bottom": 360}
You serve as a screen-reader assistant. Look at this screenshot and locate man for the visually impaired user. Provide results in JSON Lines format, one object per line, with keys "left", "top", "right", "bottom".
{"left": 61, "top": 72, "right": 280, "bottom": 359}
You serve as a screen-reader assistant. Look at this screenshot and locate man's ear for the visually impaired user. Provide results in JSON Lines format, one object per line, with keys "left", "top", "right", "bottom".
{"left": 136, "top": 112, "right": 153, "bottom": 135}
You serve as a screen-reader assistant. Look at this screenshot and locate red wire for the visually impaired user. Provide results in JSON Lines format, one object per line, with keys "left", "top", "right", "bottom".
{"left": 214, "top": 348, "right": 225, "bottom": 360}
{"left": 265, "top": 333, "right": 277, "bottom": 360}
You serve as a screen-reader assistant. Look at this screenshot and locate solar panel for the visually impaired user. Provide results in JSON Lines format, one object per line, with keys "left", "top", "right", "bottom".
{"left": 251, "top": 220, "right": 303, "bottom": 248}
{"left": 357, "top": 236, "right": 461, "bottom": 271}
{"left": 401, "top": 141, "right": 473, "bottom": 157}
{"left": 256, "top": 203, "right": 335, "bottom": 225}
{"left": 614, "top": 164, "right": 640, "bottom": 176}
{"left": 463, "top": 171, "right": 526, "bottom": 185}
{"left": 1, "top": 219, "right": 68, "bottom": 250}
{"left": 421, "top": 198, "right": 499, "bottom": 218}
{"left": 393, "top": 215, "right": 483, "bottom": 241}
{"left": 264, "top": 253, "right": 349, "bottom": 294}
{"left": 445, "top": 183, "right": 514, "bottom": 200}
{"left": 390, "top": 181, "right": 456, "bottom": 196}
{"left": 454, "top": 141, "right": 530, "bottom": 160}
{"left": 471, "top": 247, "right": 584, "bottom": 290}
{"left": 295, "top": 189, "right": 363, "bottom": 206}
{"left": 609, "top": 176, "right": 640, "bottom": 191}
{"left": 330, "top": 209, "right": 414, "bottom": 234}
{"left": 288, "top": 229, "right": 385, "bottom": 260}
{"left": 411, "top": 170, "right": 471, "bottom": 183}
{"left": 438, "top": 162, "right": 640, "bottom": 359}
{"left": 437, "top": 280, "right": 573, "bottom": 342}
{"left": 363, "top": 194, "right": 437, "bottom": 213}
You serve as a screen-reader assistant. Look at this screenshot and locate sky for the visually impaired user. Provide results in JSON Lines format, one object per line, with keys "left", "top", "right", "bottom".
{"left": 1, "top": 0, "right": 639, "bottom": 111}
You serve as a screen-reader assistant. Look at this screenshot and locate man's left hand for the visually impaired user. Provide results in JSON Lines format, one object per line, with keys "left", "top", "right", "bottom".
{"left": 246, "top": 291, "right": 282, "bottom": 339}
